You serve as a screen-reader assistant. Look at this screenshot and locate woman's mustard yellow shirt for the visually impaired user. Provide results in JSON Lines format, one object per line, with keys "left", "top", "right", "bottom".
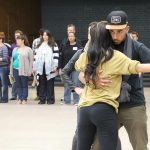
{"left": 75, "top": 50, "right": 140, "bottom": 112}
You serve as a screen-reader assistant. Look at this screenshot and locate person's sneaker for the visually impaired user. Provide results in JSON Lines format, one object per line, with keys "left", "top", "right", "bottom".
{"left": 10, "top": 97, "right": 17, "bottom": 100}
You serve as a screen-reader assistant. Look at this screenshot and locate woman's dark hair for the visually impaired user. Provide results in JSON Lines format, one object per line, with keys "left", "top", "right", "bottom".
{"left": 39, "top": 28, "right": 44, "bottom": 36}
{"left": 16, "top": 34, "right": 30, "bottom": 46}
{"left": 85, "top": 21, "right": 114, "bottom": 87}
{"left": 38, "top": 30, "right": 56, "bottom": 47}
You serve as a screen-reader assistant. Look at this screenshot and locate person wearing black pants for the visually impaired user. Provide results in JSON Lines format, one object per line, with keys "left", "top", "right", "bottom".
{"left": 38, "top": 67, "right": 55, "bottom": 104}
{"left": 33, "top": 30, "right": 59, "bottom": 105}
{"left": 77, "top": 103, "right": 118, "bottom": 150}
{"left": 36, "top": 85, "right": 40, "bottom": 99}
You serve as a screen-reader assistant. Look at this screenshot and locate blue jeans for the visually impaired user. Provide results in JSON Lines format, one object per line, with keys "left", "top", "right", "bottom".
{"left": 13, "top": 69, "right": 28, "bottom": 101}
{"left": 11, "top": 80, "right": 18, "bottom": 99}
{"left": 64, "top": 71, "right": 80, "bottom": 104}
{"left": 0, "top": 66, "right": 9, "bottom": 101}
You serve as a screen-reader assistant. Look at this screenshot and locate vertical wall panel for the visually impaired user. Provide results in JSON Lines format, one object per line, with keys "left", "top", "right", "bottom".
{"left": 0, "top": 0, "right": 41, "bottom": 43}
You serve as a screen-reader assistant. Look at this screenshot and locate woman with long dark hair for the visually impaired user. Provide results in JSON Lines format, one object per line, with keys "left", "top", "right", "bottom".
{"left": 33, "top": 30, "right": 59, "bottom": 105}
{"left": 75, "top": 21, "right": 150, "bottom": 150}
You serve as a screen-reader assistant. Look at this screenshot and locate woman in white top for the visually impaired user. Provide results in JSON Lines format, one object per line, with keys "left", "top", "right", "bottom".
{"left": 33, "top": 30, "right": 59, "bottom": 105}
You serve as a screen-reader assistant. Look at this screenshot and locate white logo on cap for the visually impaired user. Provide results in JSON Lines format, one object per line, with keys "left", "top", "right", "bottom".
{"left": 111, "top": 16, "right": 121, "bottom": 24}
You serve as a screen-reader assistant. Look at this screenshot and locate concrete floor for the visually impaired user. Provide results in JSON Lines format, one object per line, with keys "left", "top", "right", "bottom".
{"left": 0, "top": 87, "right": 149, "bottom": 150}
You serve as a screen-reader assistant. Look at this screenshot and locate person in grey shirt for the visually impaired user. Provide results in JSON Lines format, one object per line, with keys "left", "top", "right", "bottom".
{"left": 0, "top": 32, "right": 9, "bottom": 103}
{"left": 10, "top": 34, "right": 33, "bottom": 105}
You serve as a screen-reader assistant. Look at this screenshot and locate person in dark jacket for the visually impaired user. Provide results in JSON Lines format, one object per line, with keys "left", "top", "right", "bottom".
{"left": 60, "top": 24, "right": 82, "bottom": 49}
{"left": 105, "top": 10, "right": 149, "bottom": 150}
{"left": 74, "top": 11, "right": 149, "bottom": 150}
{"left": 59, "top": 24, "right": 82, "bottom": 71}
{"left": 60, "top": 32, "right": 82, "bottom": 105}
{"left": 59, "top": 24, "right": 82, "bottom": 104}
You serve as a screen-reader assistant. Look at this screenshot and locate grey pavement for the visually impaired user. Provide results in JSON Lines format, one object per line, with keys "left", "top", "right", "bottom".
{"left": 0, "top": 87, "right": 149, "bottom": 150}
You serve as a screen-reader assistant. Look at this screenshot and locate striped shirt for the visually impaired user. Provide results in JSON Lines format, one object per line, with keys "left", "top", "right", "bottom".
{"left": 53, "top": 46, "right": 59, "bottom": 69}
{"left": 32, "top": 37, "right": 41, "bottom": 52}
{"left": 33, "top": 42, "right": 59, "bottom": 80}
{"left": 0, "top": 44, "right": 9, "bottom": 66}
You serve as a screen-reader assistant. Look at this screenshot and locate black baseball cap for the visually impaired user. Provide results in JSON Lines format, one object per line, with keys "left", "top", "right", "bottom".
{"left": 106, "top": 10, "right": 128, "bottom": 30}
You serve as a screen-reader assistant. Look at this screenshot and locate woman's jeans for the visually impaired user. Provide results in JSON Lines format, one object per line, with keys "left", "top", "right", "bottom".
{"left": 64, "top": 71, "right": 80, "bottom": 104}
{"left": 11, "top": 81, "right": 18, "bottom": 99}
{"left": 77, "top": 103, "right": 118, "bottom": 150}
{"left": 0, "top": 66, "right": 9, "bottom": 102}
{"left": 13, "top": 69, "right": 28, "bottom": 101}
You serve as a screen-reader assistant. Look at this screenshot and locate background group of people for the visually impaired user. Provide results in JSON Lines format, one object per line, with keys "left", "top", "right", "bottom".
{"left": 0, "top": 23, "right": 84, "bottom": 105}
{"left": 32, "top": 25, "right": 83, "bottom": 105}
{"left": 0, "top": 21, "right": 139, "bottom": 105}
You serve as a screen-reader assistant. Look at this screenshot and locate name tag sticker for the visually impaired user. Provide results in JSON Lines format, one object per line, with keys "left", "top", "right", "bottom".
{"left": 73, "top": 47, "right": 78, "bottom": 51}
{"left": 54, "top": 47, "right": 59, "bottom": 50}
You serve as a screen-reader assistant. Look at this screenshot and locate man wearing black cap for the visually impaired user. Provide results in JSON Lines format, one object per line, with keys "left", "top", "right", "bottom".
{"left": 105, "top": 10, "right": 149, "bottom": 150}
